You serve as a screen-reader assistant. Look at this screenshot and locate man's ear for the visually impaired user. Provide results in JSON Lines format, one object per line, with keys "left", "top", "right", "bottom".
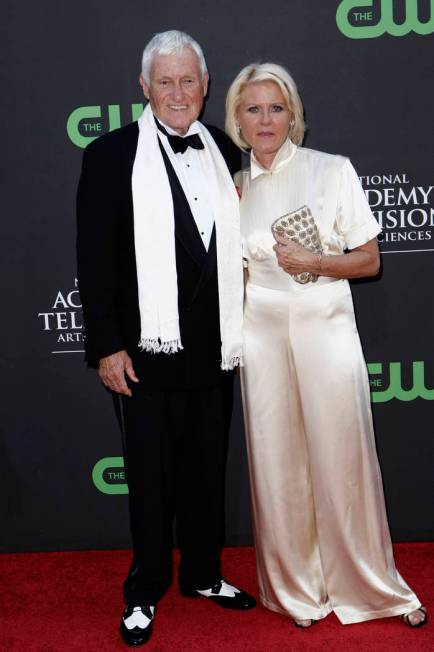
{"left": 139, "top": 74, "right": 150, "bottom": 99}
{"left": 202, "top": 72, "right": 209, "bottom": 97}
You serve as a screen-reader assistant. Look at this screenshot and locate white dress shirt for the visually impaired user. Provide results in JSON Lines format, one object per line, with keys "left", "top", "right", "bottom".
{"left": 157, "top": 118, "right": 215, "bottom": 250}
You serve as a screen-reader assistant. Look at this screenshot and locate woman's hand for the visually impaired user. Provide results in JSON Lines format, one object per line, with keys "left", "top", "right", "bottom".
{"left": 273, "top": 234, "right": 380, "bottom": 280}
{"left": 273, "top": 234, "right": 318, "bottom": 275}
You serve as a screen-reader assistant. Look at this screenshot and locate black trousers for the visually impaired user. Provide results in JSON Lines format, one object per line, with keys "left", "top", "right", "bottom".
{"left": 119, "top": 378, "right": 234, "bottom": 605}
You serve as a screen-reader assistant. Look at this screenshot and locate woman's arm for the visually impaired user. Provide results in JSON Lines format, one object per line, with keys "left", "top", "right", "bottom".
{"left": 273, "top": 235, "right": 380, "bottom": 280}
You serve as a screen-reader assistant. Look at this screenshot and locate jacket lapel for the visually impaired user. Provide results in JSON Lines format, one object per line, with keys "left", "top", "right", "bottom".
{"left": 124, "top": 122, "right": 140, "bottom": 178}
{"left": 191, "top": 226, "right": 217, "bottom": 304}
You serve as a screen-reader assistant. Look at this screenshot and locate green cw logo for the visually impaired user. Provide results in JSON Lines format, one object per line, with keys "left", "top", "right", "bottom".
{"left": 336, "top": 0, "right": 434, "bottom": 38}
{"left": 92, "top": 456, "right": 128, "bottom": 494}
{"left": 368, "top": 361, "right": 434, "bottom": 403}
{"left": 67, "top": 104, "right": 144, "bottom": 148}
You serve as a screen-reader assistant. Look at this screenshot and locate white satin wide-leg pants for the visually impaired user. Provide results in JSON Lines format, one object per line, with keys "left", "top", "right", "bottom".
{"left": 241, "top": 275, "right": 420, "bottom": 624}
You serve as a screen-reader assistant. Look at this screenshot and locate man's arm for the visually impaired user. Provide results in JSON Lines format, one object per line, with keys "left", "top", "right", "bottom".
{"left": 76, "top": 138, "right": 138, "bottom": 395}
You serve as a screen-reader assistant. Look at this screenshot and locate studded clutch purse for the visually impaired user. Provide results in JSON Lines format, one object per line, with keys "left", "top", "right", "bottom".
{"left": 271, "top": 205, "right": 323, "bottom": 284}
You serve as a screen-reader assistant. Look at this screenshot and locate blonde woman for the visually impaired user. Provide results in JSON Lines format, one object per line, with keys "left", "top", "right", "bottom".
{"left": 226, "top": 62, "right": 426, "bottom": 629}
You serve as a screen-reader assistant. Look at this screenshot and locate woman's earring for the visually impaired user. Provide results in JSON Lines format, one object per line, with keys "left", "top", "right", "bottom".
{"left": 289, "top": 119, "right": 295, "bottom": 129}
{"left": 236, "top": 123, "right": 241, "bottom": 134}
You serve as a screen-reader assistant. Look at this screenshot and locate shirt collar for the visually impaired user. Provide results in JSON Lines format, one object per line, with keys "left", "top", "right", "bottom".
{"left": 250, "top": 138, "right": 297, "bottom": 180}
{"left": 156, "top": 117, "right": 202, "bottom": 138}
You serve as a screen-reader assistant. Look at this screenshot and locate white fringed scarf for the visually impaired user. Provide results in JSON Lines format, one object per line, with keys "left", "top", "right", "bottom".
{"left": 131, "top": 104, "right": 243, "bottom": 370}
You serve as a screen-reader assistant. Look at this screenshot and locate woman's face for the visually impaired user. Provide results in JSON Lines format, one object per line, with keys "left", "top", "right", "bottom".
{"left": 237, "top": 80, "right": 293, "bottom": 167}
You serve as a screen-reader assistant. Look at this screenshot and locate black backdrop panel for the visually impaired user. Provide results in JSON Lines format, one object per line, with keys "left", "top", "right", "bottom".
{"left": 2, "top": 1, "right": 433, "bottom": 551}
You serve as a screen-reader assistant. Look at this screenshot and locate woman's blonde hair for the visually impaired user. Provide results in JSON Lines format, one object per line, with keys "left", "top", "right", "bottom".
{"left": 225, "top": 62, "right": 305, "bottom": 150}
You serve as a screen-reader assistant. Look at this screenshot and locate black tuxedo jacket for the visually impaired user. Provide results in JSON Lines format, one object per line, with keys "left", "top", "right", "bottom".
{"left": 76, "top": 121, "right": 241, "bottom": 390}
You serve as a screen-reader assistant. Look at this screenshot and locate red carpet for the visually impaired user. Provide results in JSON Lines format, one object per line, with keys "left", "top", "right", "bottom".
{"left": 0, "top": 544, "right": 432, "bottom": 651}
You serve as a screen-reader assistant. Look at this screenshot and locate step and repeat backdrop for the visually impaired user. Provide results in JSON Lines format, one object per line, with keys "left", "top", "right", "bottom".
{"left": 2, "top": 1, "right": 433, "bottom": 551}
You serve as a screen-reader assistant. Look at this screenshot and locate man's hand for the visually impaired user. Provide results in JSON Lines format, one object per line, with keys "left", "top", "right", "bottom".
{"left": 273, "top": 234, "right": 318, "bottom": 275}
{"left": 98, "top": 350, "right": 139, "bottom": 397}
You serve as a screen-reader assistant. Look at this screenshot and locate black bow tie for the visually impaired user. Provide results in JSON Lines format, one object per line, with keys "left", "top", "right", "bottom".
{"left": 167, "top": 132, "right": 204, "bottom": 154}
{"left": 155, "top": 118, "right": 204, "bottom": 154}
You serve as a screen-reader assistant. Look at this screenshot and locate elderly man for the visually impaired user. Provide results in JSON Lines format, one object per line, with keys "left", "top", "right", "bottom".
{"left": 76, "top": 30, "right": 255, "bottom": 647}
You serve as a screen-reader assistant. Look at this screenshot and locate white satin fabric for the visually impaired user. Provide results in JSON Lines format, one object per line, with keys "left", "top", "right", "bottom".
{"left": 237, "top": 140, "right": 421, "bottom": 624}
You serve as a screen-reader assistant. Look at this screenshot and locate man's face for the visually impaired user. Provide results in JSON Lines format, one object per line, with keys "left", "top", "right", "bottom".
{"left": 140, "top": 48, "right": 208, "bottom": 135}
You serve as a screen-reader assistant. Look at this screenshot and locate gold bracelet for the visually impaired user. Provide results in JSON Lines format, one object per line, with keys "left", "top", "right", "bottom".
{"left": 316, "top": 252, "right": 323, "bottom": 274}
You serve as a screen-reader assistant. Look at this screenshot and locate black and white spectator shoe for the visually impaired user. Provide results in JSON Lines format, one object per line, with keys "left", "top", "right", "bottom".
{"left": 180, "top": 577, "right": 256, "bottom": 610}
{"left": 120, "top": 604, "right": 155, "bottom": 647}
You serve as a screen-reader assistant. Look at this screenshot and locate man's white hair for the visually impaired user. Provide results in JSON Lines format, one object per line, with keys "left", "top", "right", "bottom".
{"left": 141, "top": 30, "right": 208, "bottom": 83}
